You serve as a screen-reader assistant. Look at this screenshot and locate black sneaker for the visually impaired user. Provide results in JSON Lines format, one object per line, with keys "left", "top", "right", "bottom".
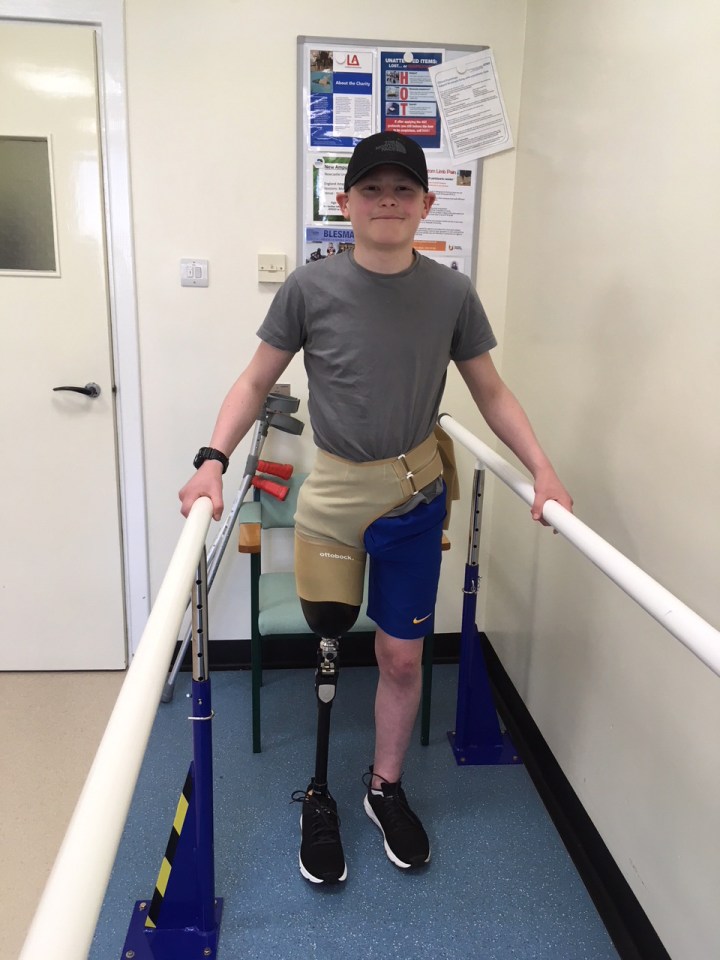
{"left": 291, "top": 784, "right": 347, "bottom": 884}
{"left": 363, "top": 768, "right": 431, "bottom": 869}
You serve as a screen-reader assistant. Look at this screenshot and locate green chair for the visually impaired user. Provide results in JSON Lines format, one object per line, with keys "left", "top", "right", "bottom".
{"left": 238, "top": 472, "right": 439, "bottom": 753}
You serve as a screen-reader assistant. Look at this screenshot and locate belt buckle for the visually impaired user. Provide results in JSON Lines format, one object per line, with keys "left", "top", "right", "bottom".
{"left": 397, "top": 453, "right": 418, "bottom": 495}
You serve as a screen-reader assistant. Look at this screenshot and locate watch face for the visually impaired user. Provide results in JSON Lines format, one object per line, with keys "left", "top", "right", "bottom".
{"left": 194, "top": 447, "right": 211, "bottom": 469}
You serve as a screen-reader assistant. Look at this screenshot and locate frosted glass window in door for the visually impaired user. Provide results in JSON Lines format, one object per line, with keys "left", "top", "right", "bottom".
{"left": 0, "top": 136, "right": 57, "bottom": 272}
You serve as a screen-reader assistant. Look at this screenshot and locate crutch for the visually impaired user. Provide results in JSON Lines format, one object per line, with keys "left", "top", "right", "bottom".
{"left": 161, "top": 392, "right": 304, "bottom": 702}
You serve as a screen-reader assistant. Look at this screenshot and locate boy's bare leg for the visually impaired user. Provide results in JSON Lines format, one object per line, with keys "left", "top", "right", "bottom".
{"left": 372, "top": 627, "right": 424, "bottom": 787}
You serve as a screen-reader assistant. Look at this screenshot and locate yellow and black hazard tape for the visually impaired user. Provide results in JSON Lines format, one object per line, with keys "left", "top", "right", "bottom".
{"left": 145, "top": 769, "right": 194, "bottom": 929}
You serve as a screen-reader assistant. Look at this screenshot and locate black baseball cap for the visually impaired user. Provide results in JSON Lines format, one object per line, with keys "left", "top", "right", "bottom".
{"left": 343, "top": 131, "right": 429, "bottom": 192}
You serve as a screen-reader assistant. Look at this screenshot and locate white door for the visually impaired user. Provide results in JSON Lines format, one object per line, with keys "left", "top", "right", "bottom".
{"left": 0, "top": 20, "right": 126, "bottom": 669}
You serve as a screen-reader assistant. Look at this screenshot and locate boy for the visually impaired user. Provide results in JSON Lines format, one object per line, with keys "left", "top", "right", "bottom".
{"left": 179, "top": 131, "right": 572, "bottom": 885}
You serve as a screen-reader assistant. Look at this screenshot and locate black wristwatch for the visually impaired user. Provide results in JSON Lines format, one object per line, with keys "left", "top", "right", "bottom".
{"left": 193, "top": 446, "right": 229, "bottom": 474}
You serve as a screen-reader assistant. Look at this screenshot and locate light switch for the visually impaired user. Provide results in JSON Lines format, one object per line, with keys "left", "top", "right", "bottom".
{"left": 258, "top": 253, "right": 286, "bottom": 284}
{"left": 180, "top": 259, "right": 209, "bottom": 287}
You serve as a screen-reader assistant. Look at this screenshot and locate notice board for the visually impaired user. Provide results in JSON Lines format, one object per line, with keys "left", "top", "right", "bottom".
{"left": 297, "top": 36, "right": 489, "bottom": 282}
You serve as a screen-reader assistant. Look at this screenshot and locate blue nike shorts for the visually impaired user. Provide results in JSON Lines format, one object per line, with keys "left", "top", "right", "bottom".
{"left": 363, "top": 487, "right": 446, "bottom": 640}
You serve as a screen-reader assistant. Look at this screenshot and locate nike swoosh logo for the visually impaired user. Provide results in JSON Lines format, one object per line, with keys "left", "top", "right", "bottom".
{"left": 412, "top": 613, "right": 432, "bottom": 624}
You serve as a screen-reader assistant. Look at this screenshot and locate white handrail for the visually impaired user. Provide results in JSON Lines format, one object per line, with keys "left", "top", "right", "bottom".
{"left": 439, "top": 414, "right": 720, "bottom": 679}
{"left": 19, "top": 497, "right": 214, "bottom": 960}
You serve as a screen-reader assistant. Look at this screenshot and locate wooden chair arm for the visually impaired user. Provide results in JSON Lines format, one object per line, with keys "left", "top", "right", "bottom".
{"left": 238, "top": 522, "right": 261, "bottom": 555}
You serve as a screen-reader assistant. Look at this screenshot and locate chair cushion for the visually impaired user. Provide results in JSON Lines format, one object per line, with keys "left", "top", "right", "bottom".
{"left": 258, "top": 571, "right": 375, "bottom": 635}
{"left": 237, "top": 501, "right": 261, "bottom": 524}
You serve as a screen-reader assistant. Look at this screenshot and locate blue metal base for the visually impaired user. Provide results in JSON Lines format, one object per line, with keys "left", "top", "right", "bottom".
{"left": 122, "top": 674, "right": 222, "bottom": 958}
{"left": 447, "top": 729, "right": 521, "bottom": 766}
{"left": 450, "top": 558, "right": 524, "bottom": 767}
{"left": 121, "top": 898, "right": 223, "bottom": 959}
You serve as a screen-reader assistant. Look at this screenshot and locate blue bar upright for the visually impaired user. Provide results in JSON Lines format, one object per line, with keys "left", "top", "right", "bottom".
{"left": 447, "top": 467, "right": 521, "bottom": 766}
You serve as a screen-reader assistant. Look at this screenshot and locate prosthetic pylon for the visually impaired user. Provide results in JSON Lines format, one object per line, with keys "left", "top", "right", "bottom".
{"left": 300, "top": 599, "right": 360, "bottom": 795}
{"left": 312, "top": 637, "right": 339, "bottom": 794}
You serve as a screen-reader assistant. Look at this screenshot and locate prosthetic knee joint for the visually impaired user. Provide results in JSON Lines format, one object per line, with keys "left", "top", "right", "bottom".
{"left": 300, "top": 600, "right": 360, "bottom": 796}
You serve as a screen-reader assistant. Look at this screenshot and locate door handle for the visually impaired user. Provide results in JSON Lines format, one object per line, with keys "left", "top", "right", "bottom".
{"left": 53, "top": 382, "right": 101, "bottom": 398}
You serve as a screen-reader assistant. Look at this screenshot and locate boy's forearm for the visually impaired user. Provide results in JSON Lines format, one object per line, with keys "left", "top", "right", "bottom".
{"left": 478, "top": 386, "right": 555, "bottom": 479}
{"left": 456, "top": 354, "right": 558, "bottom": 480}
{"left": 180, "top": 342, "right": 293, "bottom": 520}
{"left": 208, "top": 375, "right": 267, "bottom": 457}
{"left": 204, "top": 341, "right": 294, "bottom": 460}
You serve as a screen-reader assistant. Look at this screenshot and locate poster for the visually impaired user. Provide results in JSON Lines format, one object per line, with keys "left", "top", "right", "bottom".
{"left": 414, "top": 164, "right": 477, "bottom": 275}
{"left": 428, "top": 49, "right": 513, "bottom": 162}
{"left": 304, "top": 226, "right": 355, "bottom": 265}
{"left": 311, "top": 155, "right": 350, "bottom": 222}
{"left": 380, "top": 50, "right": 443, "bottom": 148}
{"left": 309, "top": 49, "right": 374, "bottom": 147}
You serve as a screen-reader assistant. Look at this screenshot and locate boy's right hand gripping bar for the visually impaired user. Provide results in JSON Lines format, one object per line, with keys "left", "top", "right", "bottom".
{"left": 257, "top": 460, "right": 294, "bottom": 480}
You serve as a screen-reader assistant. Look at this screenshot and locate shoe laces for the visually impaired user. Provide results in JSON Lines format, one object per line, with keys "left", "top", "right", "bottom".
{"left": 363, "top": 770, "right": 423, "bottom": 833}
{"left": 291, "top": 787, "right": 342, "bottom": 845}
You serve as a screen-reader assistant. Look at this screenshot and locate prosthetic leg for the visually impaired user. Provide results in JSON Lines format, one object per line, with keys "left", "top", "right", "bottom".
{"left": 301, "top": 600, "right": 359, "bottom": 797}
{"left": 292, "top": 600, "right": 359, "bottom": 884}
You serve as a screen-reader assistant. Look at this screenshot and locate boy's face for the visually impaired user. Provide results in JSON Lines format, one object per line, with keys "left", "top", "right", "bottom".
{"left": 336, "top": 165, "right": 435, "bottom": 255}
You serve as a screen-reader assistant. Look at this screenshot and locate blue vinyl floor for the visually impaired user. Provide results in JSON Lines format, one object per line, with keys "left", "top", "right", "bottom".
{"left": 91, "top": 664, "right": 619, "bottom": 960}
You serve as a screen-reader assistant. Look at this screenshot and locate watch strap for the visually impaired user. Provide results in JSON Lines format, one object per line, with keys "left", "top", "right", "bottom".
{"left": 194, "top": 446, "right": 229, "bottom": 474}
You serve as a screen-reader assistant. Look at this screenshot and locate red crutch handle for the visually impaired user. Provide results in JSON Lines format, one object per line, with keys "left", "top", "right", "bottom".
{"left": 257, "top": 460, "right": 294, "bottom": 480}
{"left": 252, "top": 476, "right": 289, "bottom": 500}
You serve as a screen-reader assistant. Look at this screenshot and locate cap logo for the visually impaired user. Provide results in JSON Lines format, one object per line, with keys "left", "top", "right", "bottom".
{"left": 377, "top": 140, "right": 407, "bottom": 154}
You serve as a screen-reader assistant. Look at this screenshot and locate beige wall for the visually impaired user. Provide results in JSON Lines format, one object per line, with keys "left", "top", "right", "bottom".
{"left": 490, "top": 3, "right": 720, "bottom": 958}
{"left": 124, "top": 0, "right": 528, "bottom": 635}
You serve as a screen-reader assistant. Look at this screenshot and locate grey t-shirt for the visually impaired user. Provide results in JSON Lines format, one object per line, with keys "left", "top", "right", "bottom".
{"left": 257, "top": 250, "right": 496, "bottom": 462}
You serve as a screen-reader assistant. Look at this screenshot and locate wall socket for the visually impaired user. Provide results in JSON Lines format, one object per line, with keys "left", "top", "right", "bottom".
{"left": 258, "top": 253, "right": 286, "bottom": 283}
{"left": 180, "top": 259, "right": 209, "bottom": 287}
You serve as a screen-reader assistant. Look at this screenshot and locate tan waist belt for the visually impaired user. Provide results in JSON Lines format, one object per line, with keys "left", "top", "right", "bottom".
{"left": 295, "top": 432, "right": 442, "bottom": 550}
{"left": 321, "top": 431, "right": 442, "bottom": 505}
